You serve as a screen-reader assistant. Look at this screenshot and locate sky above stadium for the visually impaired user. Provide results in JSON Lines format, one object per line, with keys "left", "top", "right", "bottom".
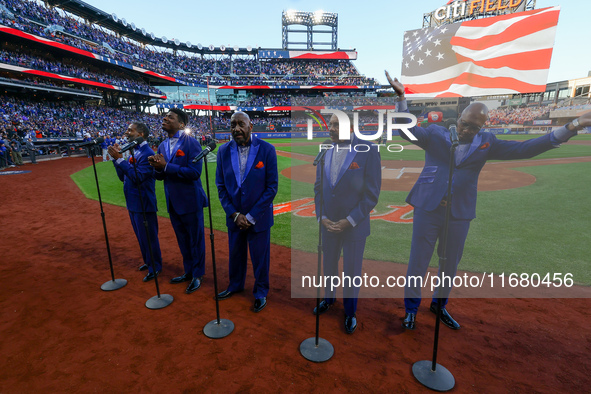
{"left": 87, "top": 0, "right": 590, "bottom": 85}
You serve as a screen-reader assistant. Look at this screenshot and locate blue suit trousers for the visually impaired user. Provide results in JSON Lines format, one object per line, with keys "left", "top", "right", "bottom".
{"left": 227, "top": 228, "right": 271, "bottom": 299}
{"left": 129, "top": 211, "right": 162, "bottom": 273}
{"left": 322, "top": 230, "right": 366, "bottom": 317}
{"left": 404, "top": 206, "right": 471, "bottom": 313}
{"left": 168, "top": 205, "right": 206, "bottom": 278}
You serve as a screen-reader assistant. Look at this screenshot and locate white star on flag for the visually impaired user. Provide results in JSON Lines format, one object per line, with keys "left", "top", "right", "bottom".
{"left": 400, "top": 6, "right": 560, "bottom": 97}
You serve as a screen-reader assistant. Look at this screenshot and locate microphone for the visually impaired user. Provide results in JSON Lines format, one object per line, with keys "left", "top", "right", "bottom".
{"left": 449, "top": 125, "right": 459, "bottom": 147}
{"left": 118, "top": 137, "right": 144, "bottom": 153}
{"left": 78, "top": 136, "right": 104, "bottom": 147}
{"left": 313, "top": 139, "right": 333, "bottom": 166}
{"left": 192, "top": 140, "right": 217, "bottom": 163}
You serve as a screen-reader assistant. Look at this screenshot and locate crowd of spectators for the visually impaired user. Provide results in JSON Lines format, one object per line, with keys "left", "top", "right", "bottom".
{"left": 0, "top": 48, "right": 164, "bottom": 95}
{"left": 0, "top": 95, "right": 163, "bottom": 140}
{"left": 0, "top": 74, "right": 101, "bottom": 96}
{"left": 485, "top": 106, "right": 552, "bottom": 126}
{"left": 0, "top": 95, "right": 296, "bottom": 146}
{"left": 2, "top": 0, "right": 378, "bottom": 87}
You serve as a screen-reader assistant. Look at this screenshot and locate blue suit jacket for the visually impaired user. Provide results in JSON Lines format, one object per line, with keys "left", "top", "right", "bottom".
{"left": 314, "top": 135, "right": 382, "bottom": 241}
{"left": 154, "top": 132, "right": 207, "bottom": 215}
{"left": 216, "top": 135, "right": 278, "bottom": 233}
{"left": 400, "top": 114, "right": 556, "bottom": 220}
{"left": 113, "top": 143, "right": 158, "bottom": 213}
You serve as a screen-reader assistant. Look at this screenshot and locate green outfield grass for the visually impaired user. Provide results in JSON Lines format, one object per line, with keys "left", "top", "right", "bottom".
{"left": 282, "top": 135, "right": 591, "bottom": 161}
{"left": 71, "top": 139, "right": 591, "bottom": 285}
{"left": 70, "top": 152, "right": 294, "bottom": 246}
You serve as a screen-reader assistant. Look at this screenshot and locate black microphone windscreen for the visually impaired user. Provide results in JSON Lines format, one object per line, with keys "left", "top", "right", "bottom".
{"left": 134, "top": 137, "right": 144, "bottom": 145}
{"left": 207, "top": 140, "right": 216, "bottom": 151}
{"left": 95, "top": 137, "right": 105, "bottom": 144}
{"left": 449, "top": 125, "right": 459, "bottom": 147}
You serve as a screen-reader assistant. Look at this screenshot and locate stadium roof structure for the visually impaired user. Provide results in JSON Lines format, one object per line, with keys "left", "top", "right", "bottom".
{"left": 282, "top": 10, "right": 338, "bottom": 51}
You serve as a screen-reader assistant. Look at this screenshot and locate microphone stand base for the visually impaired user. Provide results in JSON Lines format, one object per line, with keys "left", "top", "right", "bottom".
{"left": 101, "top": 278, "right": 127, "bottom": 291}
{"left": 203, "top": 319, "right": 234, "bottom": 339}
{"left": 412, "top": 360, "right": 455, "bottom": 392}
{"left": 145, "top": 294, "right": 174, "bottom": 309}
{"left": 300, "top": 337, "right": 334, "bottom": 363}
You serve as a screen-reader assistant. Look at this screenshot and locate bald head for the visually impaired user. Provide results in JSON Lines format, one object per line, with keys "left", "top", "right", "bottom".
{"left": 462, "top": 102, "right": 488, "bottom": 119}
{"left": 457, "top": 102, "right": 489, "bottom": 143}
{"left": 231, "top": 111, "right": 251, "bottom": 123}
{"left": 231, "top": 111, "right": 253, "bottom": 146}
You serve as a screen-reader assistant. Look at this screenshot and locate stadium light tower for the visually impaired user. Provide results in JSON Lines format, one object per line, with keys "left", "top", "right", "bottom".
{"left": 282, "top": 10, "right": 338, "bottom": 50}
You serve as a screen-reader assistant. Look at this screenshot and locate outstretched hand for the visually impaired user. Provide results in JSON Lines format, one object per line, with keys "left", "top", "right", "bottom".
{"left": 577, "top": 110, "right": 591, "bottom": 128}
{"left": 384, "top": 70, "right": 405, "bottom": 97}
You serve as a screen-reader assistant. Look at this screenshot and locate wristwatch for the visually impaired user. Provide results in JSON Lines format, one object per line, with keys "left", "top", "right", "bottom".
{"left": 571, "top": 118, "right": 580, "bottom": 129}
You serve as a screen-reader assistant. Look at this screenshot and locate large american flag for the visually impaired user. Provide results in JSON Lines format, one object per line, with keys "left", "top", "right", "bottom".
{"left": 401, "top": 6, "right": 560, "bottom": 98}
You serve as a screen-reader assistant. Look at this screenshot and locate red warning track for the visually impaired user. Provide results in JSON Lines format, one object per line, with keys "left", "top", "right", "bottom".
{"left": 0, "top": 157, "right": 589, "bottom": 392}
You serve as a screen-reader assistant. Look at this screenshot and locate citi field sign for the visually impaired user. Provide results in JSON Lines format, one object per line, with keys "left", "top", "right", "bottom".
{"left": 433, "top": 0, "right": 524, "bottom": 23}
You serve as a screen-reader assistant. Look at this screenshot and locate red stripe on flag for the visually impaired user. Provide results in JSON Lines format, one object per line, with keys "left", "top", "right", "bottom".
{"left": 435, "top": 92, "right": 463, "bottom": 98}
{"left": 450, "top": 11, "right": 559, "bottom": 51}
{"left": 455, "top": 48, "right": 553, "bottom": 70}
{"left": 405, "top": 73, "right": 546, "bottom": 94}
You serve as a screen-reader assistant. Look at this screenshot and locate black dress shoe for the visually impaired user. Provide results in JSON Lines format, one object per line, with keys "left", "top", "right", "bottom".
{"left": 216, "top": 288, "right": 243, "bottom": 300}
{"left": 313, "top": 300, "right": 332, "bottom": 315}
{"left": 170, "top": 273, "right": 192, "bottom": 284}
{"left": 185, "top": 276, "right": 203, "bottom": 294}
{"left": 430, "top": 303, "right": 461, "bottom": 330}
{"left": 138, "top": 264, "right": 149, "bottom": 271}
{"left": 143, "top": 271, "right": 160, "bottom": 282}
{"left": 345, "top": 315, "right": 357, "bottom": 334}
{"left": 402, "top": 312, "right": 416, "bottom": 330}
{"left": 254, "top": 297, "right": 267, "bottom": 313}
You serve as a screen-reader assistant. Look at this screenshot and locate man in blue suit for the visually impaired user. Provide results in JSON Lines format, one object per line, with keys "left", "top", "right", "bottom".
{"left": 385, "top": 71, "right": 591, "bottom": 330}
{"left": 108, "top": 122, "right": 162, "bottom": 282}
{"left": 215, "top": 111, "right": 278, "bottom": 313}
{"left": 148, "top": 109, "right": 208, "bottom": 294}
{"left": 313, "top": 113, "right": 382, "bottom": 334}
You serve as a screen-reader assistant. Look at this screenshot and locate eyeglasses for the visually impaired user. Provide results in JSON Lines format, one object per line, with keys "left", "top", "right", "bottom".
{"left": 459, "top": 119, "right": 481, "bottom": 133}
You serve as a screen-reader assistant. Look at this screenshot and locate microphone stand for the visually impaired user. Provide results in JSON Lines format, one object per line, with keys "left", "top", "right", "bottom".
{"left": 90, "top": 148, "right": 127, "bottom": 291}
{"left": 201, "top": 146, "right": 234, "bottom": 338}
{"left": 300, "top": 150, "right": 334, "bottom": 362}
{"left": 126, "top": 146, "right": 173, "bottom": 309}
{"left": 412, "top": 141, "right": 456, "bottom": 391}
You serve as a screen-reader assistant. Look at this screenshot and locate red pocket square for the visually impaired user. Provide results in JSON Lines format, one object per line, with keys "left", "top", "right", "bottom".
{"left": 349, "top": 162, "right": 360, "bottom": 170}
{"left": 255, "top": 161, "right": 264, "bottom": 169}
{"left": 175, "top": 149, "right": 185, "bottom": 157}
{"left": 479, "top": 142, "right": 490, "bottom": 150}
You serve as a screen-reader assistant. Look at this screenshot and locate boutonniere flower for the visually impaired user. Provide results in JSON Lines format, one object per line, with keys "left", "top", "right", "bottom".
{"left": 176, "top": 149, "right": 185, "bottom": 157}
{"left": 255, "top": 161, "right": 264, "bottom": 169}
{"left": 479, "top": 142, "right": 490, "bottom": 150}
{"left": 129, "top": 157, "right": 136, "bottom": 164}
{"left": 349, "top": 162, "right": 360, "bottom": 170}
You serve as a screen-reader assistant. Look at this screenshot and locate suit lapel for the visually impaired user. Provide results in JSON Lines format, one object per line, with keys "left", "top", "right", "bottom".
{"left": 459, "top": 133, "right": 482, "bottom": 165}
{"left": 323, "top": 145, "right": 333, "bottom": 184}
{"left": 168, "top": 132, "right": 183, "bottom": 163}
{"left": 229, "top": 140, "right": 241, "bottom": 186}
{"left": 335, "top": 148, "right": 357, "bottom": 186}
{"left": 242, "top": 136, "right": 260, "bottom": 183}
